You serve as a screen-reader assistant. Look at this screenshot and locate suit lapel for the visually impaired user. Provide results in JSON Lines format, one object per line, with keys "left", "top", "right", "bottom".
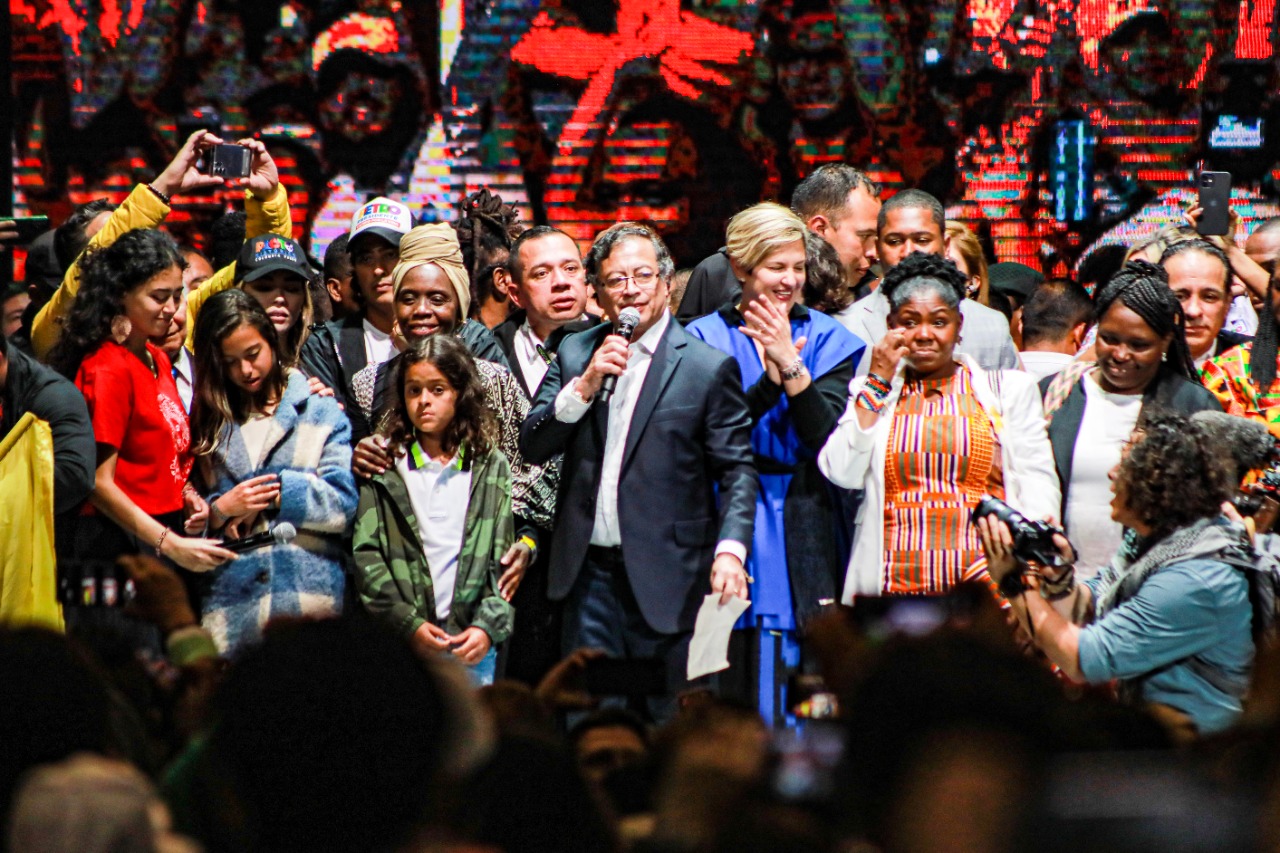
{"left": 621, "top": 324, "right": 681, "bottom": 473}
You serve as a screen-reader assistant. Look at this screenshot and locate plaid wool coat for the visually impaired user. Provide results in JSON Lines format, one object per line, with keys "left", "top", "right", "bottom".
{"left": 198, "top": 370, "right": 357, "bottom": 655}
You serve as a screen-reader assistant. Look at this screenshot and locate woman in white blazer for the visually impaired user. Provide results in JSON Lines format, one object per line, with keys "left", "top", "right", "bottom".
{"left": 819, "top": 253, "right": 1060, "bottom": 602}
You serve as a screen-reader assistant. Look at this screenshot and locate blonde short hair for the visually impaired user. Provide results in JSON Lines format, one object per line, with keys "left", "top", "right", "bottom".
{"left": 725, "top": 202, "right": 807, "bottom": 273}
{"left": 945, "top": 220, "right": 990, "bottom": 306}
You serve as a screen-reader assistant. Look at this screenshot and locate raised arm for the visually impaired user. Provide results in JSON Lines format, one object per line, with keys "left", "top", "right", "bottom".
{"left": 184, "top": 139, "right": 288, "bottom": 348}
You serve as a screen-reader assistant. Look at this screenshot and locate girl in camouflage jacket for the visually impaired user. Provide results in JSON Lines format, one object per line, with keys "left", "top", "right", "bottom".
{"left": 352, "top": 335, "right": 518, "bottom": 683}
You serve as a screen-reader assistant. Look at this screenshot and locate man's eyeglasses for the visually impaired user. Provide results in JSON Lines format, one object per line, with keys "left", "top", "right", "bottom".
{"left": 601, "top": 270, "right": 660, "bottom": 293}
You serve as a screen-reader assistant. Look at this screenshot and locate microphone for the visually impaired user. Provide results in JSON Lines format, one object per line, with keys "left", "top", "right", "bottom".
{"left": 222, "top": 522, "right": 297, "bottom": 554}
{"left": 1190, "top": 411, "right": 1278, "bottom": 481}
{"left": 598, "top": 307, "right": 642, "bottom": 404}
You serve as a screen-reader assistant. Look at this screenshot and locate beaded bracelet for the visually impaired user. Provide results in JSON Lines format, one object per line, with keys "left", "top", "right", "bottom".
{"left": 155, "top": 527, "right": 170, "bottom": 557}
{"left": 780, "top": 358, "right": 807, "bottom": 381}
{"left": 865, "top": 372, "right": 893, "bottom": 396}
{"left": 855, "top": 390, "right": 887, "bottom": 414}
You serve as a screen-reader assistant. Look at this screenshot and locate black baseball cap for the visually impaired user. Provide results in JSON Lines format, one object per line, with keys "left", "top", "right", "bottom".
{"left": 237, "top": 234, "right": 312, "bottom": 283}
{"left": 988, "top": 262, "right": 1045, "bottom": 300}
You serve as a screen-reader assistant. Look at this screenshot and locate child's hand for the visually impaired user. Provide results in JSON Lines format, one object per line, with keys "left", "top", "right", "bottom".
{"left": 449, "top": 627, "right": 492, "bottom": 666}
{"left": 411, "top": 622, "right": 451, "bottom": 659}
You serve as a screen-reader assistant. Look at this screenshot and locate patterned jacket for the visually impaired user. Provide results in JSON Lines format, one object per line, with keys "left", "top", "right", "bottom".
{"left": 197, "top": 370, "right": 358, "bottom": 655}
{"left": 1203, "top": 342, "right": 1280, "bottom": 437}
{"left": 351, "top": 444, "right": 515, "bottom": 644}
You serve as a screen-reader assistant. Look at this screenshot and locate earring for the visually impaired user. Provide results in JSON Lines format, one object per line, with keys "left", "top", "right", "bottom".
{"left": 110, "top": 315, "right": 131, "bottom": 345}
{"left": 1161, "top": 350, "right": 1168, "bottom": 362}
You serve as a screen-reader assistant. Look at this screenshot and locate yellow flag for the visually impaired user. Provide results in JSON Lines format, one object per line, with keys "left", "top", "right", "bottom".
{"left": 0, "top": 412, "right": 64, "bottom": 631}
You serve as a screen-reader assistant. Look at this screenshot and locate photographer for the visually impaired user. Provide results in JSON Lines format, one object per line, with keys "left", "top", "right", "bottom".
{"left": 977, "top": 413, "right": 1254, "bottom": 737}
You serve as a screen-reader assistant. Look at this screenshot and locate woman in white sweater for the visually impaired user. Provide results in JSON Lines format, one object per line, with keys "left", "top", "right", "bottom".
{"left": 819, "top": 253, "right": 1060, "bottom": 601}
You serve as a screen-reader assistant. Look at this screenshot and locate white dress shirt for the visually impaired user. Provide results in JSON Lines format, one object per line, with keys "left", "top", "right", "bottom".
{"left": 396, "top": 443, "right": 472, "bottom": 621}
{"left": 362, "top": 318, "right": 395, "bottom": 366}
{"left": 513, "top": 320, "right": 552, "bottom": 393}
{"left": 171, "top": 346, "right": 195, "bottom": 413}
{"left": 552, "top": 311, "right": 746, "bottom": 563}
{"left": 1019, "top": 350, "right": 1076, "bottom": 381}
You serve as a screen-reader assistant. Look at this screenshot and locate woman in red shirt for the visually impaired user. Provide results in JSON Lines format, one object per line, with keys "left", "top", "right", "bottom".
{"left": 50, "top": 229, "right": 235, "bottom": 574}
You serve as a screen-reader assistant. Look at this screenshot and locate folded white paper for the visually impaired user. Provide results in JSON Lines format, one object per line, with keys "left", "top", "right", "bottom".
{"left": 687, "top": 594, "right": 750, "bottom": 680}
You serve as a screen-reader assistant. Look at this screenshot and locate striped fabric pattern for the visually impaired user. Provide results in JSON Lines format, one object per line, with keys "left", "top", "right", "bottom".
{"left": 882, "top": 367, "right": 1003, "bottom": 595}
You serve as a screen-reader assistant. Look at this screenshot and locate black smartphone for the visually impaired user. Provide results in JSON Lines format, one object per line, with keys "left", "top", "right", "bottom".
{"left": 1196, "top": 170, "right": 1232, "bottom": 236}
{"left": 199, "top": 143, "right": 252, "bottom": 179}
{"left": 583, "top": 657, "right": 667, "bottom": 697}
{"left": 5, "top": 216, "right": 50, "bottom": 244}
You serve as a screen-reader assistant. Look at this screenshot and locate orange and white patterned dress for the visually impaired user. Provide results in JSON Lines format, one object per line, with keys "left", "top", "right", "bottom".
{"left": 882, "top": 365, "right": 1004, "bottom": 595}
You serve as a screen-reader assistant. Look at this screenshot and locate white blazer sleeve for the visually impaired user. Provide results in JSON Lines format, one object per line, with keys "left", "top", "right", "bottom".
{"left": 1000, "top": 371, "right": 1062, "bottom": 522}
{"left": 818, "top": 377, "right": 881, "bottom": 489}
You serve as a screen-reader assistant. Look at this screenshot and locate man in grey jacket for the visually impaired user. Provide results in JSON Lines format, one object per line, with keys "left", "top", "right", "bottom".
{"left": 834, "top": 189, "right": 1021, "bottom": 374}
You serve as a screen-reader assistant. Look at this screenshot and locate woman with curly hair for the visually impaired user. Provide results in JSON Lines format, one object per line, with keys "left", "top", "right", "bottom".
{"left": 351, "top": 334, "right": 514, "bottom": 684}
{"left": 978, "top": 413, "right": 1254, "bottom": 736}
{"left": 49, "top": 228, "right": 235, "bottom": 579}
{"left": 818, "top": 251, "right": 1059, "bottom": 600}
{"left": 1040, "top": 261, "right": 1221, "bottom": 579}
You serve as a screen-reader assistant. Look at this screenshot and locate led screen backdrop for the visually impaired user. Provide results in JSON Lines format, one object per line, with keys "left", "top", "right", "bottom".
{"left": 10, "top": 0, "right": 1280, "bottom": 278}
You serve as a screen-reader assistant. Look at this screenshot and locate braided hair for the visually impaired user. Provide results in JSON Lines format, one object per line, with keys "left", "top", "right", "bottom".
{"left": 454, "top": 189, "right": 522, "bottom": 317}
{"left": 1093, "top": 260, "right": 1197, "bottom": 382}
{"left": 1251, "top": 262, "right": 1280, "bottom": 393}
{"left": 880, "top": 252, "right": 969, "bottom": 312}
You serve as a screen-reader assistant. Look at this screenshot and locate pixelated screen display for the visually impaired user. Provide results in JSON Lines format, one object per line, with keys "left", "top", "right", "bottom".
{"left": 10, "top": 0, "right": 1280, "bottom": 278}
{"left": 1209, "top": 115, "right": 1266, "bottom": 149}
{"left": 1052, "top": 120, "right": 1095, "bottom": 224}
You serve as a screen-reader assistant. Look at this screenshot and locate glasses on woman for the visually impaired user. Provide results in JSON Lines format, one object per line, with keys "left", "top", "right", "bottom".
{"left": 602, "top": 270, "right": 660, "bottom": 293}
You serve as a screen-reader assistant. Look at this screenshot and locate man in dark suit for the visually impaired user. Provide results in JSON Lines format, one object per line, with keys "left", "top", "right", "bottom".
{"left": 521, "top": 223, "right": 757, "bottom": 719}
{"left": 490, "top": 225, "right": 596, "bottom": 683}
{"left": 492, "top": 225, "right": 596, "bottom": 399}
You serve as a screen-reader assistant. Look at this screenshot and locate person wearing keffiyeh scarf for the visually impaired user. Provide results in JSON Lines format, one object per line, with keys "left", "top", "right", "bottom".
{"left": 977, "top": 413, "right": 1256, "bottom": 737}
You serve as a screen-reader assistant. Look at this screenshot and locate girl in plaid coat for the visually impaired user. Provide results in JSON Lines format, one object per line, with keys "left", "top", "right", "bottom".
{"left": 190, "top": 290, "right": 357, "bottom": 655}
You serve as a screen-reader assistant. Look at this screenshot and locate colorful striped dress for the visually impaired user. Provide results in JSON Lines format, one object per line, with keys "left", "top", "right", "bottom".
{"left": 883, "top": 366, "right": 1004, "bottom": 595}
{"left": 1202, "top": 342, "right": 1280, "bottom": 437}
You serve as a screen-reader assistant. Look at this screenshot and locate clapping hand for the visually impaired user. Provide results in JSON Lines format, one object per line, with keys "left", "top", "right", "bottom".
{"left": 740, "top": 297, "right": 807, "bottom": 382}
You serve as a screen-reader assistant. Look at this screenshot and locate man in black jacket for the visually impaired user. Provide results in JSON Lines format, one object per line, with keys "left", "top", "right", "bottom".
{"left": 300, "top": 197, "right": 413, "bottom": 442}
{"left": 521, "top": 223, "right": 756, "bottom": 719}
{"left": 0, "top": 331, "right": 95, "bottom": 534}
{"left": 676, "top": 164, "right": 880, "bottom": 322}
{"left": 492, "top": 226, "right": 596, "bottom": 399}
{"left": 490, "top": 226, "right": 596, "bottom": 682}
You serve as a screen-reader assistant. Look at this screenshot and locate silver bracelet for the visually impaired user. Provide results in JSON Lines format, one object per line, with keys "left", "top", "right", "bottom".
{"left": 780, "top": 358, "right": 807, "bottom": 381}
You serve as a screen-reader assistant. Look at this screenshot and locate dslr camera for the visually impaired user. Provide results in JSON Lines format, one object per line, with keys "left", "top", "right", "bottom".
{"left": 970, "top": 495, "right": 1071, "bottom": 568}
